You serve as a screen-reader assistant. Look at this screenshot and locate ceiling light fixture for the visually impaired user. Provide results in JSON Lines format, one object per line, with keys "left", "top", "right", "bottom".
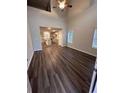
{"left": 53, "top": 0, "right": 72, "bottom": 11}
{"left": 58, "top": 2, "right": 65, "bottom": 9}
{"left": 58, "top": 0, "right": 66, "bottom": 10}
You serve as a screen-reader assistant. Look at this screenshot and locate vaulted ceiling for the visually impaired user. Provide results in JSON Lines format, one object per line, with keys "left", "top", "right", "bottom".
{"left": 27, "top": 0, "right": 51, "bottom": 12}
{"left": 27, "top": 0, "right": 93, "bottom": 17}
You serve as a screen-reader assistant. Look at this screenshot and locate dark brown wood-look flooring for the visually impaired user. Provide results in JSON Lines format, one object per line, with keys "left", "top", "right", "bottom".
{"left": 28, "top": 44, "right": 96, "bottom": 93}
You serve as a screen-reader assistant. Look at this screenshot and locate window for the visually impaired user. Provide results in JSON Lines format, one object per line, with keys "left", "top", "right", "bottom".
{"left": 92, "top": 30, "right": 97, "bottom": 49}
{"left": 44, "top": 32, "right": 50, "bottom": 39}
{"left": 67, "top": 31, "right": 73, "bottom": 43}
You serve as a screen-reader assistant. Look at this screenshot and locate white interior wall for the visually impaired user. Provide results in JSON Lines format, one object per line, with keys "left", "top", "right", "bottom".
{"left": 58, "top": 31, "right": 63, "bottom": 46}
{"left": 27, "top": 0, "right": 97, "bottom": 56}
{"left": 27, "top": 23, "right": 34, "bottom": 68}
{"left": 67, "top": 0, "right": 97, "bottom": 56}
{"left": 27, "top": 0, "right": 67, "bottom": 51}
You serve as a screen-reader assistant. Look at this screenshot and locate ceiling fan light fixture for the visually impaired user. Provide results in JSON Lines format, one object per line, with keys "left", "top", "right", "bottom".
{"left": 58, "top": 0, "right": 66, "bottom": 10}
{"left": 59, "top": 2, "right": 65, "bottom": 9}
{"left": 53, "top": 0, "right": 72, "bottom": 11}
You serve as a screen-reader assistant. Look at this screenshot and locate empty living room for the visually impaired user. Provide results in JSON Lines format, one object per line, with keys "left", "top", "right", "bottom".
{"left": 27, "top": 0, "right": 97, "bottom": 93}
{"left": 1, "top": 0, "right": 124, "bottom": 93}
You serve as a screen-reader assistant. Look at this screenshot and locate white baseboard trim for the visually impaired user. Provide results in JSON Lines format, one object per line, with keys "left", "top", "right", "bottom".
{"left": 67, "top": 46, "right": 96, "bottom": 57}
{"left": 63, "top": 44, "right": 67, "bottom": 47}
{"left": 27, "top": 51, "right": 34, "bottom": 70}
{"left": 34, "top": 49, "right": 42, "bottom": 52}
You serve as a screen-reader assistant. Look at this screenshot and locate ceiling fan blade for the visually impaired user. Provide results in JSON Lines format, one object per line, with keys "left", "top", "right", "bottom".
{"left": 67, "top": 5, "right": 72, "bottom": 8}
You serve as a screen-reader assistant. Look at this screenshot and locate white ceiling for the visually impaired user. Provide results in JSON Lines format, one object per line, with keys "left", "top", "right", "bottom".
{"left": 52, "top": 0, "right": 92, "bottom": 18}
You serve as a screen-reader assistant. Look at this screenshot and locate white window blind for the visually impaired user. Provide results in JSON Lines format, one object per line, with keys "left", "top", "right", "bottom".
{"left": 67, "top": 31, "right": 73, "bottom": 43}
{"left": 92, "top": 30, "right": 97, "bottom": 49}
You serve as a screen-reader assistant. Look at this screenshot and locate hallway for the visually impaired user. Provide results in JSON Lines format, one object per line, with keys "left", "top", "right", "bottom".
{"left": 28, "top": 45, "right": 96, "bottom": 93}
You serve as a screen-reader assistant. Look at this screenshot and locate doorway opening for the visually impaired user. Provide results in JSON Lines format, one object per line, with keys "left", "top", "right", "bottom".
{"left": 40, "top": 27, "right": 63, "bottom": 49}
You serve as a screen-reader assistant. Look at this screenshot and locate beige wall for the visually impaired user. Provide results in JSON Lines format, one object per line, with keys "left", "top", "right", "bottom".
{"left": 27, "top": 0, "right": 97, "bottom": 56}
{"left": 27, "top": 23, "right": 34, "bottom": 68}
{"left": 67, "top": 0, "right": 97, "bottom": 56}
{"left": 27, "top": 0, "right": 67, "bottom": 51}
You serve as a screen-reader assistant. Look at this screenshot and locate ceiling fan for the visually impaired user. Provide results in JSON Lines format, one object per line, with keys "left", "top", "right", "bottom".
{"left": 53, "top": 0, "right": 72, "bottom": 11}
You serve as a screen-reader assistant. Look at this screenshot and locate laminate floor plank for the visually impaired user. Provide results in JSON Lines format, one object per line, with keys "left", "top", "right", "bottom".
{"left": 28, "top": 44, "right": 96, "bottom": 93}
